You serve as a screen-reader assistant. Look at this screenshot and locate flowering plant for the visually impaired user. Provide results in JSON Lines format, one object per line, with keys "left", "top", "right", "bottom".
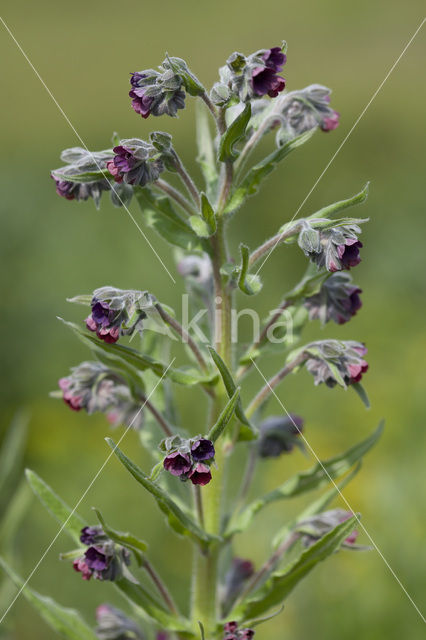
{"left": 2, "top": 41, "right": 382, "bottom": 640}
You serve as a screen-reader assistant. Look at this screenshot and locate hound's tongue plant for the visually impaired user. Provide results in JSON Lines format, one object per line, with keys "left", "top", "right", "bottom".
{"left": 3, "top": 39, "right": 382, "bottom": 640}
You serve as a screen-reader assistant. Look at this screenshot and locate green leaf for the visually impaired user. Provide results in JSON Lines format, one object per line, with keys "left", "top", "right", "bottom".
{"left": 208, "top": 388, "right": 240, "bottom": 443}
{"left": 52, "top": 169, "right": 110, "bottom": 184}
{"left": 284, "top": 267, "right": 331, "bottom": 303}
{"left": 0, "top": 481, "right": 32, "bottom": 549}
{"left": 224, "top": 129, "right": 315, "bottom": 214}
{"left": 195, "top": 101, "right": 218, "bottom": 198}
{"left": 136, "top": 188, "right": 205, "bottom": 252}
{"left": 106, "top": 439, "right": 217, "bottom": 548}
{"left": 25, "top": 469, "right": 86, "bottom": 545}
{"left": 234, "top": 516, "right": 358, "bottom": 621}
{"left": 200, "top": 192, "right": 217, "bottom": 234}
{"left": 189, "top": 216, "right": 211, "bottom": 238}
{"left": 237, "top": 244, "right": 262, "bottom": 295}
{"left": 207, "top": 347, "right": 256, "bottom": 440}
{"left": 218, "top": 103, "right": 251, "bottom": 163}
{"left": 165, "top": 56, "right": 205, "bottom": 96}
{"left": 93, "top": 508, "right": 148, "bottom": 565}
{"left": 272, "top": 463, "right": 362, "bottom": 549}
{"left": 0, "top": 411, "right": 28, "bottom": 511}
{"left": 307, "top": 183, "right": 369, "bottom": 221}
{"left": 352, "top": 382, "right": 370, "bottom": 408}
{"left": 115, "top": 578, "right": 193, "bottom": 634}
{"left": 0, "top": 558, "right": 97, "bottom": 640}
{"left": 226, "top": 422, "right": 383, "bottom": 537}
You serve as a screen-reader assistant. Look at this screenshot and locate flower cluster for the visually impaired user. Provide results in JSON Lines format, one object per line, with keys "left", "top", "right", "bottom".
{"left": 161, "top": 435, "right": 215, "bottom": 486}
{"left": 258, "top": 414, "right": 305, "bottom": 458}
{"left": 303, "top": 340, "right": 368, "bottom": 387}
{"left": 57, "top": 361, "right": 144, "bottom": 429}
{"left": 294, "top": 509, "right": 359, "bottom": 549}
{"left": 304, "top": 273, "right": 362, "bottom": 325}
{"left": 84, "top": 286, "right": 155, "bottom": 343}
{"left": 129, "top": 66, "right": 186, "bottom": 118}
{"left": 298, "top": 222, "right": 363, "bottom": 272}
{"left": 51, "top": 147, "right": 132, "bottom": 209}
{"left": 107, "top": 139, "right": 164, "bottom": 187}
{"left": 95, "top": 604, "right": 145, "bottom": 640}
{"left": 279, "top": 84, "right": 340, "bottom": 141}
{"left": 223, "top": 621, "right": 255, "bottom": 640}
{"left": 73, "top": 526, "right": 130, "bottom": 582}
{"left": 217, "top": 45, "right": 286, "bottom": 103}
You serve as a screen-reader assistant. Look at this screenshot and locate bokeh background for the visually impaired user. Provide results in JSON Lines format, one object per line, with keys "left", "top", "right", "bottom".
{"left": 1, "top": 1, "right": 425, "bottom": 638}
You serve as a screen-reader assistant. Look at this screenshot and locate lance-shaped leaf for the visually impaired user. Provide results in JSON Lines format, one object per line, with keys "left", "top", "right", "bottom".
{"left": 208, "top": 388, "right": 240, "bottom": 443}
{"left": 135, "top": 188, "right": 206, "bottom": 252}
{"left": 0, "top": 411, "right": 28, "bottom": 514}
{"left": 207, "top": 347, "right": 256, "bottom": 441}
{"left": 307, "top": 182, "right": 369, "bottom": 221}
{"left": 165, "top": 55, "right": 205, "bottom": 96}
{"left": 218, "top": 103, "right": 251, "bottom": 163}
{"left": 0, "top": 558, "right": 97, "bottom": 640}
{"left": 115, "top": 578, "right": 194, "bottom": 634}
{"left": 225, "top": 422, "right": 383, "bottom": 537}
{"left": 93, "top": 508, "right": 148, "bottom": 566}
{"left": 272, "top": 463, "right": 362, "bottom": 550}
{"left": 196, "top": 101, "right": 218, "bottom": 198}
{"left": 233, "top": 516, "right": 358, "bottom": 621}
{"left": 237, "top": 244, "right": 262, "bottom": 295}
{"left": 25, "top": 469, "right": 86, "bottom": 545}
{"left": 201, "top": 192, "right": 217, "bottom": 235}
{"left": 106, "top": 439, "right": 218, "bottom": 548}
{"left": 224, "top": 129, "right": 315, "bottom": 214}
{"left": 352, "top": 382, "right": 370, "bottom": 409}
{"left": 52, "top": 169, "right": 111, "bottom": 184}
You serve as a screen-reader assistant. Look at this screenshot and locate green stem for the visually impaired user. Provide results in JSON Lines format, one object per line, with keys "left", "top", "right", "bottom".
{"left": 154, "top": 179, "right": 196, "bottom": 216}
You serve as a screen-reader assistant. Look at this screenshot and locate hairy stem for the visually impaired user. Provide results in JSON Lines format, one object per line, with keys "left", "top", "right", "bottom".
{"left": 155, "top": 303, "right": 209, "bottom": 372}
{"left": 171, "top": 151, "right": 201, "bottom": 208}
{"left": 246, "top": 352, "right": 308, "bottom": 418}
{"left": 154, "top": 179, "right": 196, "bottom": 216}
{"left": 248, "top": 223, "right": 302, "bottom": 268}
{"left": 143, "top": 558, "right": 179, "bottom": 615}
{"left": 141, "top": 394, "right": 174, "bottom": 437}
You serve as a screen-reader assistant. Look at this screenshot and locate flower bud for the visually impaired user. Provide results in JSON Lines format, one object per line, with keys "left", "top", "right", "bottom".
{"left": 258, "top": 414, "right": 304, "bottom": 457}
{"left": 210, "top": 82, "right": 232, "bottom": 106}
{"left": 304, "top": 273, "right": 362, "bottom": 325}
{"left": 129, "top": 67, "right": 186, "bottom": 118}
{"left": 95, "top": 604, "right": 145, "bottom": 640}
{"left": 297, "top": 223, "right": 321, "bottom": 254}
{"left": 300, "top": 224, "right": 363, "bottom": 272}
{"left": 304, "top": 339, "right": 368, "bottom": 387}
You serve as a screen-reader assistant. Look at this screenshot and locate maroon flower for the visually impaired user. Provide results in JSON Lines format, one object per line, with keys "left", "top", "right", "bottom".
{"left": 191, "top": 438, "right": 215, "bottom": 461}
{"left": 321, "top": 110, "right": 340, "bottom": 131}
{"left": 58, "top": 377, "right": 83, "bottom": 411}
{"left": 73, "top": 557, "right": 92, "bottom": 580}
{"left": 84, "top": 546, "right": 110, "bottom": 573}
{"left": 107, "top": 140, "right": 164, "bottom": 187}
{"left": 163, "top": 451, "right": 192, "bottom": 477}
{"left": 304, "top": 273, "right": 362, "bottom": 325}
{"left": 188, "top": 463, "right": 212, "bottom": 486}
{"left": 223, "top": 621, "right": 255, "bottom": 640}
{"left": 336, "top": 240, "right": 363, "bottom": 271}
{"left": 80, "top": 526, "right": 102, "bottom": 545}
{"left": 251, "top": 46, "right": 286, "bottom": 98}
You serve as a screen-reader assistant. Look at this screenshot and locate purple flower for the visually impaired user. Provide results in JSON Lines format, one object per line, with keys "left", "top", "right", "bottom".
{"left": 299, "top": 223, "right": 364, "bottom": 273}
{"left": 304, "top": 273, "right": 362, "bottom": 325}
{"left": 191, "top": 438, "right": 215, "bottom": 461}
{"left": 80, "top": 526, "right": 103, "bottom": 545}
{"left": 188, "top": 463, "right": 212, "bottom": 486}
{"left": 250, "top": 47, "right": 286, "bottom": 98}
{"left": 163, "top": 451, "right": 192, "bottom": 477}
{"left": 258, "top": 415, "right": 304, "bottom": 458}
{"left": 58, "top": 377, "right": 83, "bottom": 411}
{"left": 107, "top": 139, "right": 164, "bottom": 187}
{"left": 336, "top": 239, "right": 363, "bottom": 271}
{"left": 222, "top": 45, "right": 286, "bottom": 102}
{"left": 85, "top": 546, "right": 110, "bottom": 572}
{"left": 73, "top": 533, "right": 131, "bottom": 582}
{"left": 223, "top": 622, "right": 255, "bottom": 640}
{"left": 129, "top": 68, "right": 186, "bottom": 118}
{"left": 95, "top": 605, "right": 145, "bottom": 640}
{"left": 73, "top": 557, "right": 92, "bottom": 581}
{"left": 221, "top": 558, "right": 254, "bottom": 614}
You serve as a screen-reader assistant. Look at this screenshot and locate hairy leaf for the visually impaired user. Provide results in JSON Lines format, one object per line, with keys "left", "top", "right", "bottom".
{"left": 93, "top": 508, "right": 148, "bottom": 565}
{"left": 307, "top": 183, "right": 369, "bottom": 221}
{"left": 226, "top": 422, "right": 383, "bottom": 537}
{"left": 208, "top": 388, "right": 240, "bottom": 443}
{"left": 218, "top": 103, "right": 251, "bottom": 162}
{"left": 195, "top": 101, "right": 218, "bottom": 198}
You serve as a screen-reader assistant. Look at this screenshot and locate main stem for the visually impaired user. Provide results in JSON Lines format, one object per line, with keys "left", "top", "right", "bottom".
{"left": 191, "top": 146, "right": 233, "bottom": 635}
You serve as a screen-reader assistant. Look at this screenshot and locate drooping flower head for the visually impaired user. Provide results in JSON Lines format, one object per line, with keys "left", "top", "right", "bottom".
{"left": 95, "top": 604, "right": 145, "bottom": 640}
{"left": 72, "top": 527, "right": 131, "bottom": 582}
{"left": 55, "top": 361, "right": 144, "bottom": 429}
{"left": 304, "top": 273, "right": 362, "bottom": 325}
{"left": 219, "top": 44, "right": 286, "bottom": 103}
{"left": 161, "top": 435, "right": 215, "bottom": 486}
{"left": 294, "top": 509, "right": 360, "bottom": 549}
{"left": 277, "top": 84, "right": 340, "bottom": 142}
{"left": 303, "top": 339, "right": 368, "bottom": 388}
{"left": 80, "top": 286, "right": 155, "bottom": 344}
{"left": 129, "top": 68, "right": 186, "bottom": 118}
{"left": 298, "top": 222, "right": 364, "bottom": 273}
{"left": 223, "top": 621, "right": 255, "bottom": 640}
{"left": 51, "top": 147, "right": 132, "bottom": 209}
{"left": 258, "top": 414, "right": 305, "bottom": 457}
{"left": 107, "top": 139, "right": 164, "bottom": 187}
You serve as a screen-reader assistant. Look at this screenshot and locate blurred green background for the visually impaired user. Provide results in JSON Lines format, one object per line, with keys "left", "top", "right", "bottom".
{"left": 1, "top": 0, "right": 425, "bottom": 638}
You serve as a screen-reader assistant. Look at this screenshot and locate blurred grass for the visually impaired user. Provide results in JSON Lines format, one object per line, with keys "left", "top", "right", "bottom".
{"left": 0, "top": 0, "right": 425, "bottom": 638}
